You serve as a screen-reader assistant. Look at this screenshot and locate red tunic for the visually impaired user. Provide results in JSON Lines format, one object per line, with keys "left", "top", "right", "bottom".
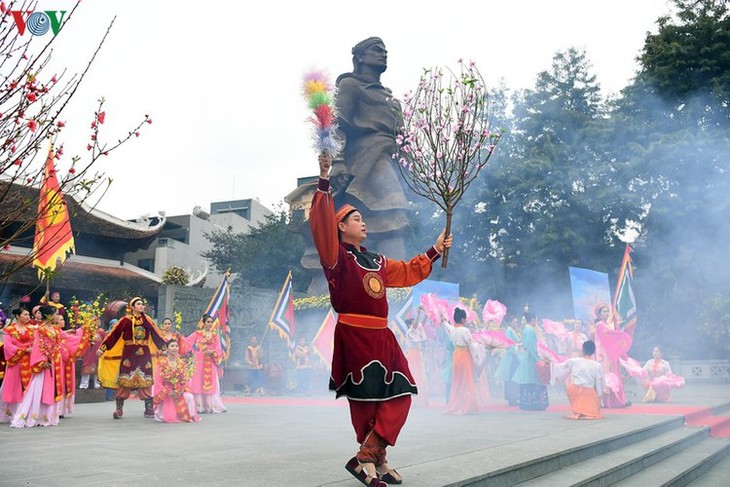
{"left": 310, "top": 177, "right": 440, "bottom": 401}
{"left": 99, "top": 314, "right": 166, "bottom": 390}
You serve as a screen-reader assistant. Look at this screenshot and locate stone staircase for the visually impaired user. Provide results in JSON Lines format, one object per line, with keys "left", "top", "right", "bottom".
{"left": 438, "top": 406, "right": 730, "bottom": 487}
{"left": 685, "top": 402, "right": 730, "bottom": 438}
{"left": 685, "top": 402, "right": 730, "bottom": 486}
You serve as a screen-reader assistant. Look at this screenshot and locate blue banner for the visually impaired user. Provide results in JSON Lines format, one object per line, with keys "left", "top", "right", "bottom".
{"left": 568, "top": 267, "right": 611, "bottom": 330}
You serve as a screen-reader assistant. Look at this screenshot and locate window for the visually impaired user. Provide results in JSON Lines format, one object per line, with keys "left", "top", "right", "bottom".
{"left": 138, "top": 258, "right": 155, "bottom": 272}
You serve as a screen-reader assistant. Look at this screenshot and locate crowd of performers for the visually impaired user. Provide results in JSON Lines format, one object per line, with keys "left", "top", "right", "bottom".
{"left": 399, "top": 299, "right": 686, "bottom": 420}
{"left": 0, "top": 294, "right": 228, "bottom": 428}
{"left": 309, "top": 151, "right": 692, "bottom": 487}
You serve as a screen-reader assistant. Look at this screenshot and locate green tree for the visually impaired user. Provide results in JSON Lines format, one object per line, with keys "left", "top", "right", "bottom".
{"left": 639, "top": 0, "right": 730, "bottom": 123}
{"left": 203, "top": 209, "right": 307, "bottom": 292}
{"left": 474, "top": 48, "right": 630, "bottom": 270}
{"left": 607, "top": 0, "right": 730, "bottom": 355}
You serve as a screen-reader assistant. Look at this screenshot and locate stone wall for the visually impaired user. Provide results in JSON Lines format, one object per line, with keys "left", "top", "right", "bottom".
{"left": 157, "top": 282, "right": 316, "bottom": 393}
{"left": 157, "top": 284, "right": 214, "bottom": 335}
{"left": 676, "top": 359, "right": 730, "bottom": 381}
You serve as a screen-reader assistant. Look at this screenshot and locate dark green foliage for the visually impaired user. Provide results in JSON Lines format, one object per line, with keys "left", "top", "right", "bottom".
{"left": 609, "top": 0, "right": 730, "bottom": 354}
{"left": 203, "top": 209, "right": 308, "bottom": 292}
{"left": 401, "top": 1, "right": 729, "bottom": 357}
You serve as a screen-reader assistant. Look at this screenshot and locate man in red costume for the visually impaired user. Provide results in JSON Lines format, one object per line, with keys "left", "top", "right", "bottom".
{"left": 311, "top": 152, "right": 452, "bottom": 487}
{"left": 97, "top": 297, "right": 167, "bottom": 419}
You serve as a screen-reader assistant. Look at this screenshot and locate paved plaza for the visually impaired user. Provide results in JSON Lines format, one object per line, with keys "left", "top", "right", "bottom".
{"left": 1, "top": 381, "right": 728, "bottom": 486}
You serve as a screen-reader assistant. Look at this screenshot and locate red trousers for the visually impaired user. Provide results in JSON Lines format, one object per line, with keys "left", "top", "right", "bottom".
{"left": 116, "top": 386, "right": 152, "bottom": 400}
{"left": 348, "top": 395, "right": 412, "bottom": 446}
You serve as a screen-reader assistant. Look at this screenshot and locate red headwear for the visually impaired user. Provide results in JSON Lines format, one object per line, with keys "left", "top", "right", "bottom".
{"left": 335, "top": 204, "right": 358, "bottom": 224}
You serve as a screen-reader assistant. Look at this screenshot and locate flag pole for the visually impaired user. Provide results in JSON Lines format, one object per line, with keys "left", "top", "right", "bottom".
{"left": 609, "top": 244, "right": 632, "bottom": 328}
{"left": 220, "top": 269, "right": 230, "bottom": 394}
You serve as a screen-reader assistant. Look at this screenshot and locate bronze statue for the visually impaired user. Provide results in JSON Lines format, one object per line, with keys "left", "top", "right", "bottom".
{"left": 302, "top": 37, "right": 410, "bottom": 294}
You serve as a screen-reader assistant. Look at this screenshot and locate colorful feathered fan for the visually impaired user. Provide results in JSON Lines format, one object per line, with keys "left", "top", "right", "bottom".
{"left": 302, "top": 70, "right": 342, "bottom": 157}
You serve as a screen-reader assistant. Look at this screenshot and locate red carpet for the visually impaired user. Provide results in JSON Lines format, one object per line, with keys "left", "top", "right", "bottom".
{"left": 223, "top": 396, "right": 346, "bottom": 408}
{"left": 221, "top": 396, "right": 730, "bottom": 437}
{"left": 683, "top": 407, "right": 730, "bottom": 438}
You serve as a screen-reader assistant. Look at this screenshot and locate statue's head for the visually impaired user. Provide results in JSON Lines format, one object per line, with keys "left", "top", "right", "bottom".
{"left": 352, "top": 37, "right": 387, "bottom": 73}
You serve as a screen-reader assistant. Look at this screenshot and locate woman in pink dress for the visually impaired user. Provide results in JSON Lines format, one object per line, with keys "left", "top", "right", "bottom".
{"left": 10, "top": 306, "right": 87, "bottom": 428}
{"left": 593, "top": 303, "right": 632, "bottom": 408}
{"left": 642, "top": 346, "right": 684, "bottom": 402}
{"left": 31, "top": 306, "right": 43, "bottom": 324}
{"left": 153, "top": 317, "right": 176, "bottom": 361}
{"left": 186, "top": 314, "right": 226, "bottom": 414}
{"left": 1, "top": 308, "right": 35, "bottom": 422}
{"left": 153, "top": 338, "right": 199, "bottom": 423}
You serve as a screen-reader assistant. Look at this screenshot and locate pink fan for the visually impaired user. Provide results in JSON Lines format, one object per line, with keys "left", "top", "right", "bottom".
{"left": 419, "top": 293, "right": 449, "bottom": 324}
{"left": 604, "top": 372, "right": 621, "bottom": 394}
{"left": 541, "top": 319, "right": 568, "bottom": 339}
{"left": 619, "top": 357, "right": 647, "bottom": 378}
{"left": 537, "top": 341, "right": 565, "bottom": 363}
{"left": 652, "top": 374, "right": 685, "bottom": 390}
{"left": 482, "top": 299, "right": 507, "bottom": 326}
{"left": 472, "top": 330, "right": 515, "bottom": 349}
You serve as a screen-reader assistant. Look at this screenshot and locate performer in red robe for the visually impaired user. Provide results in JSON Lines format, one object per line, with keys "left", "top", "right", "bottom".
{"left": 311, "top": 152, "right": 452, "bottom": 487}
{"left": 97, "top": 297, "right": 167, "bottom": 419}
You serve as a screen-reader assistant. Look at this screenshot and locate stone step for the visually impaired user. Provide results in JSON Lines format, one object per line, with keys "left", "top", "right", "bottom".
{"left": 514, "top": 425, "right": 709, "bottom": 487}
{"left": 712, "top": 401, "right": 730, "bottom": 416}
{"left": 685, "top": 403, "right": 730, "bottom": 438}
{"left": 377, "top": 416, "right": 686, "bottom": 487}
{"left": 686, "top": 449, "right": 730, "bottom": 486}
{"left": 620, "top": 437, "right": 730, "bottom": 487}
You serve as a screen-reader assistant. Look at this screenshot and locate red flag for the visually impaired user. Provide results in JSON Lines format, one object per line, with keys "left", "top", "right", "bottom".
{"left": 32, "top": 145, "right": 75, "bottom": 277}
{"left": 311, "top": 308, "right": 336, "bottom": 366}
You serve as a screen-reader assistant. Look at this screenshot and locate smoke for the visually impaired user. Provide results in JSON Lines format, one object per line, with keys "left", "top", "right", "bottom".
{"left": 401, "top": 68, "right": 730, "bottom": 362}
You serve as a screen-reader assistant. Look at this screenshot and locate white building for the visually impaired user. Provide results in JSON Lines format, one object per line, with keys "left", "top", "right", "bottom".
{"left": 126, "top": 198, "right": 273, "bottom": 287}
